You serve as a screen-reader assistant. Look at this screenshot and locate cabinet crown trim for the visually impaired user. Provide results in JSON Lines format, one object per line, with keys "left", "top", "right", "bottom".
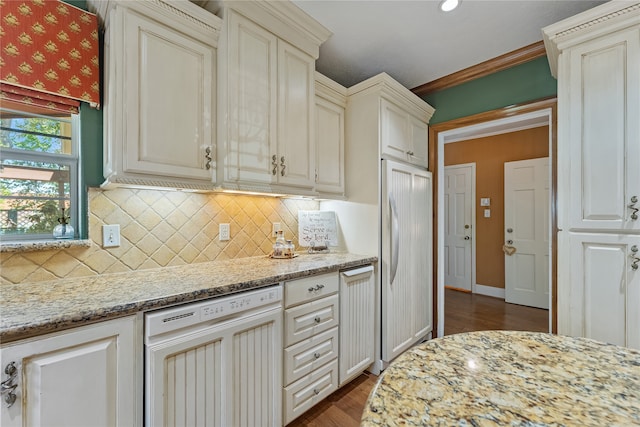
{"left": 348, "top": 72, "right": 435, "bottom": 123}
{"left": 89, "top": 0, "right": 222, "bottom": 40}
{"left": 542, "top": 1, "right": 640, "bottom": 77}
{"left": 211, "top": 0, "right": 331, "bottom": 58}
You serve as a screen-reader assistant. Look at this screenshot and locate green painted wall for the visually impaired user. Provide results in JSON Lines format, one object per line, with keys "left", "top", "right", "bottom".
{"left": 422, "top": 56, "right": 557, "bottom": 124}
{"left": 65, "top": 0, "right": 102, "bottom": 238}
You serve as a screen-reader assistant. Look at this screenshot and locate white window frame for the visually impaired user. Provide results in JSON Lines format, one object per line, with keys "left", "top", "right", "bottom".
{"left": 0, "top": 109, "right": 81, "bottom": 241}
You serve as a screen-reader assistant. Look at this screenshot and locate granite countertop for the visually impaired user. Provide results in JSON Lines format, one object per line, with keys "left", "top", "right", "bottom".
{"left": 362, "top": 330, "right": 640, "bottom": 426}
{"left": 0, "top": 252, "right": 376, "bottom": 343}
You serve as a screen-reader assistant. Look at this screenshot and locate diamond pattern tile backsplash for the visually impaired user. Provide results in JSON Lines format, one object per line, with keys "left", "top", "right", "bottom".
{"left": 0, "top": 188, "right": 319, "bottom": 285}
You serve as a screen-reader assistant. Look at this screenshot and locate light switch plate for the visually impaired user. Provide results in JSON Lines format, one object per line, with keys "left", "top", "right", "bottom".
{"left": 102, "top": 224, "right": 120, "bottom": 248}
{"left": 219, "top": 223, "right": 230, "bottom": 241}
{"left": 480, "top": 198, "right": 491, "bottom": 207}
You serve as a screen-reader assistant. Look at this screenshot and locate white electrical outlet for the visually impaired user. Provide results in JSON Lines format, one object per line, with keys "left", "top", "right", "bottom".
{"left": 219, "top": 223, "right": 230, "bottom": 241}
{"left": 484, "top": 209, "right": 491, "bottom": 218}
{"left": 102, "top": 224, "right": 121, "bottom": 248}
{"left": 272, "top": 222, "right": 281, "bottom": 237}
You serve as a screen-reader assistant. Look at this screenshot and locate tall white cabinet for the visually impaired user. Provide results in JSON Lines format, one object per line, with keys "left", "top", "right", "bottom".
{"left": 211, "top": 1, "right": 331, "bottom": 195}
{"left": 321, "top": 73, "right": 435, "bottom": 372}
{"left": 90, "top": 0, "right": 222, "bottom": 190}
{"left": 543, "top": 2, "right": 640, "bottom": 349}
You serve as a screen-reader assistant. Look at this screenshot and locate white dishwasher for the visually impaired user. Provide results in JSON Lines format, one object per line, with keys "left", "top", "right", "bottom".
{"left": 145, "top": 285, "right": 283, "bottom": 427}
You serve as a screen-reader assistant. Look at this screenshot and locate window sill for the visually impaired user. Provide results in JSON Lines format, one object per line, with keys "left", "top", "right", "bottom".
{"left": 0, "top": 239, "right": 92, "bottom": 253}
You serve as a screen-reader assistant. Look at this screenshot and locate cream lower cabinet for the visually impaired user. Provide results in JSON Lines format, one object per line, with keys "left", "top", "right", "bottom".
{"left": 339, "top": 265, "right": 375, "bottom": 386}
{"left": 90, "top": 0, "right": 221, "bottom": 190}
{"left": 564, "top": 233, "right": 640, "bottom": 349}
{"left": 282, "top": 272, "right": 340, "bottom": 425}
{"left": 0, "top": 316, "right": 138, "bottom": 427}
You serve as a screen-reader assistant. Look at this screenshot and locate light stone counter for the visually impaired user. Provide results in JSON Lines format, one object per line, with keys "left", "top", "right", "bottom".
{"left": 0, "top": 252, "right": 376, "bottom": 343}
{"left": 362, "top": 330, "right": 640, "bottom": 426}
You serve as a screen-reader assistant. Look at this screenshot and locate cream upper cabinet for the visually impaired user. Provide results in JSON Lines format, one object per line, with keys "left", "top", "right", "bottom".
{"left": 91, "top": 0, "right": 222, "bottom": 190}
{"left": 315, "top": 72, "right": 347, "bottom": 198}
{"left": 380, "top": 97, "right": 430, "bottom": 168}
{"left": 214, "top": 1, "right": 331, "bottom": 195}
{"left": 543, "top": 2, "right": 640, "bottom": 349}
{"left": 346, "top": 73, "right": 434, "bottom": 170}
{"left": 0, "top": 316, "right": 138, "bottom": 427}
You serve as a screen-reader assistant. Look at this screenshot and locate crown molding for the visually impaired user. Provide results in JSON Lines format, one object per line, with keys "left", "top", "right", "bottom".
{"left": 411, "top": 41, "right": 546, "bottom": 97}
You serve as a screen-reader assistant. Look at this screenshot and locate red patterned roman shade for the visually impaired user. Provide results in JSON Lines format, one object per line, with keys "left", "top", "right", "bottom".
{"left": 0, "top": 0, "right": 100, "bottom": 110}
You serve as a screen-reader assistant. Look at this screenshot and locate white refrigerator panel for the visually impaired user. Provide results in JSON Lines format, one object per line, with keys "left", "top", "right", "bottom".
{"left": 381, "top": 160, "right": 432, "bottom": 362}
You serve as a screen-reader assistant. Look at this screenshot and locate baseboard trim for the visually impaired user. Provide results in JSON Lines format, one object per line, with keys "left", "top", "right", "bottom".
{"left": 473, "top": 284, "right": 505, "bottom": 299}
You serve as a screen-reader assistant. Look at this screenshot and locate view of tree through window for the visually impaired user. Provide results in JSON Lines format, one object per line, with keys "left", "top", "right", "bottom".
{"left": 0, "top": 108, "right": 78, "bottom": 239}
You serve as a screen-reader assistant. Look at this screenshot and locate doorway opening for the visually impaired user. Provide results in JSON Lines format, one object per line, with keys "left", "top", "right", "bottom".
{"left": 435, "top": 105, "right": 555, "bottom": 337}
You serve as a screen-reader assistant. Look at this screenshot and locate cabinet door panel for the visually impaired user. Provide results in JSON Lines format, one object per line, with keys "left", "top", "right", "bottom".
{"left": 565, "top": 233, "right": 640, "bottom": 349}
{"left": 315, "top": 96, "right": 345, "bottom": 195}
{"left": 339, "top": 267, "right": 374, "bottom": 386}
{"left": 568, "top": 27, "right": 640, "bottom": 231}
{"left": 278, "top": 41, "right": 315, "bottom": 188}
{"left": 0, "top": 317, "right": 136, "bottom": 427}
{"left": 380, "top": 99, "right": 410, "bottom": 161}
{"left": 225, "top": 11, "right": 277, "bottom": 184}
{"left": 409, "top": 116, "right": 429, "bottom": 168}
{"left": 124, "top": 11, "right": 214, "bottom": 180}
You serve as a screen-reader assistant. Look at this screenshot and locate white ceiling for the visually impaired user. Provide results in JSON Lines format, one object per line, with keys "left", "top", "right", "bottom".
{"left": 290, "top": 0, "right": 607, "bottom": 89}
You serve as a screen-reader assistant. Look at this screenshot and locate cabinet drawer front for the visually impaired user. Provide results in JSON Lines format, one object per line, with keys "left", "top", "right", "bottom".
{"left": 285, "top": 272, "right": 339, "bottom": 308}
{"left": 283, "top": 360, "right": 338, "bottom": 425}
{"left": 284, "top": 294, "right": 339, "bottom": 347}
{"left": 284, "top": 326, "right": 338, "bottom": 386}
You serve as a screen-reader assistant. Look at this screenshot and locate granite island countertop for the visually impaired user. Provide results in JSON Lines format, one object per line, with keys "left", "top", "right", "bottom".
{"left": 362, "top": 330, "right": 640, "bottom": 426}
{"left": 1, "top": 252, "right": 376, "bottom": 343}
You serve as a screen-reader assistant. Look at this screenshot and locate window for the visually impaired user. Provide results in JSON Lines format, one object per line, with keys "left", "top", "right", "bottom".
{"left": 0, "top": 107, "right": 79, "bottom": 240}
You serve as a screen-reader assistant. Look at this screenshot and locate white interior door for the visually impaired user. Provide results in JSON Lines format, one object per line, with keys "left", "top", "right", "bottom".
{"left": 504, "top": 157, "right": 549, "bottom": 309}
{"left": 444, "top": 164, "right": 474, "bottom": 291}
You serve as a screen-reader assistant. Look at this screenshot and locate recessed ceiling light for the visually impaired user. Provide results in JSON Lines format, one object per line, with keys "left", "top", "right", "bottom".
{"left": 440, "top": 0, "right": 460, "bottom": 12}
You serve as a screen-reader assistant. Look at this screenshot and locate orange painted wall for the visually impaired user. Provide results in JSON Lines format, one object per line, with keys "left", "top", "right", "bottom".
{"left": 444, "top": 126, "right": 549, "bottom": 289}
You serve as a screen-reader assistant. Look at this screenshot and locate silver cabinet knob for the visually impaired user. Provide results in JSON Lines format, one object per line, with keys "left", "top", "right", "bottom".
{"left": 464, "top": 236, "right": 470, "bottom": 240}
{"left": 272, "top": 155, "right": 278, "bottom": 175}
{"left": 314, "top": 316, "right": 321, "bottom": 324}
{"left": 280, "top": 156, "right": 286, "bottom": 176}
{"left": 313, "top": 352, "right": 321, "bottom": 359}
{"left": 632, "top": 245, "right": 640, "bottom": 271}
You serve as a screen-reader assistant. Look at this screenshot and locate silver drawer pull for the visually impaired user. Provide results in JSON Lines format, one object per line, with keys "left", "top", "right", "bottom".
{"left": 1, "top": 362, "right": 18, "bottom": 408}
{"left": 313, "top": 388, "right": 320, "bottom": 395}
{"left": 629, "top": 196, "right": 638, "bottom": 220}
{"left": 314, "top": 316, "right": 321, "bottom": 324}
{"left": 308, "top": 286, "right": 315, "bottom": 292}
{"left": 204, "top": 147, "right": 212, "bottom": 170}
{"left": 632, "top": 245, "right": 640, "bottom": 271}
{"left": 314, "top": 284, "right": 325, "bottom": 291}
{"left": 313, "top": 352, "right": 321, "bottom": 359}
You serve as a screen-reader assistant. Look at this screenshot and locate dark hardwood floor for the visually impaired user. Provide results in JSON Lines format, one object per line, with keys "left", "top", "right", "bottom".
{"left": 444, "top": 287, "right": 549, "bottom": 335}
{"left": 288, "top": 288, "right": 549, "bottom": 426}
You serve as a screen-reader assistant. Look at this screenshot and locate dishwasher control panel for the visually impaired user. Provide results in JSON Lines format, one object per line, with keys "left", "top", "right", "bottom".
{"left": 145, "top": 285, "right": 282, "bottom": 338}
